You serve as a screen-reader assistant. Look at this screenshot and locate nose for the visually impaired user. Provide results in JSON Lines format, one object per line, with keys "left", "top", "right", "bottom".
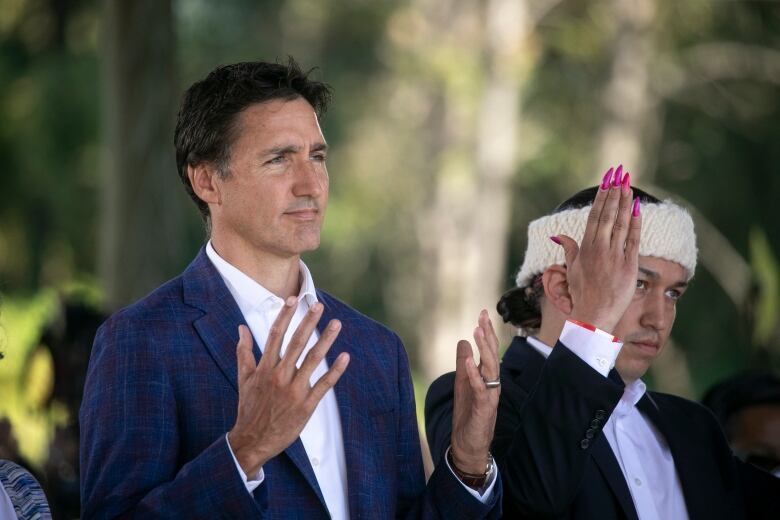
{"left": 639, "top": 291, "right": 672, "bottom": 333}
{"left": 291, "top": 158, "right": 326, "bottom": 198}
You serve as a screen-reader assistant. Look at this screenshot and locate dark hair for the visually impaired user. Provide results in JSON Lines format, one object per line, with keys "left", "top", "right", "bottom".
{"left": 497, "top": 185, "right": 662, "bottom": 331}
{"left": 174, "top": 57, "right": 333, "bottom": 220}
{"left": 702, "top": 371, "right": 780, "bottom": 439}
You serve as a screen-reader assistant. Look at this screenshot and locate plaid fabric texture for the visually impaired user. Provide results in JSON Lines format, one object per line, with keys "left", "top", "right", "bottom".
{"left": 79, "top": 248, "right": 500, "bottom": 519}
{"left": 0, "top": 460, "right": 52, "bottom": 520}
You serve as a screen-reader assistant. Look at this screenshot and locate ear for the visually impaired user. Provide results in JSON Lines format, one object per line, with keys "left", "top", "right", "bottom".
{"left": 187, "top": 163, "right": 222, "bottom": 207}
{"left": 541, "top": 265, "right": 573, "bottom": 315}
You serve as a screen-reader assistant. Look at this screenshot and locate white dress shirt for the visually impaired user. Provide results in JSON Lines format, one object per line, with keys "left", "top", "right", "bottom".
{"left": 207, "top": 242, "right": 350, "bottom": 520}
{"left": 526, "top": 320, "right": 690, "bottom": 520}
{"left": 207, "top": 241, "right": 495, "bottom": 517}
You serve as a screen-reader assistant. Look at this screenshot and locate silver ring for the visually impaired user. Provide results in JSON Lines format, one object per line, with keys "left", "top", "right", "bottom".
{"left": 483, "top": 376, "right": 501, "bottom": 389}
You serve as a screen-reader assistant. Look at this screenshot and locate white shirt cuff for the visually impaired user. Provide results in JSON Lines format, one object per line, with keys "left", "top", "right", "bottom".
{"left": 226, "top": 433, "right": 264, "bottom": 493}
{"left": 444, "top": 446, "right": 498, "bottom": 503}
{"left": 559, "top": 319, "right": 622, "bottom": 377}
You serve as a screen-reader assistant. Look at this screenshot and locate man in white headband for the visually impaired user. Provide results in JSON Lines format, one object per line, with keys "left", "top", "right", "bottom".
{"left": 426, "top": 166, "right": 779, "bottom": 519}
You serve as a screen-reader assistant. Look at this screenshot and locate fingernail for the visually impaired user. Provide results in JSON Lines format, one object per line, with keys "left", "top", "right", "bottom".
{"left": 622, "top": 172, "right": 631, "bottom": 194}
{"left": 311, "top": 302, "right": 323, "bottom": 313}
{"left": 330, "top": 320, "right": 341, "bottom": 331}
{"left": 601, "top": 168, "right": 614, "bottom": 190}
{"left": 632, "top": 196, "right": 640, "bottom": 217}
{"left": 550, "top": 236, "right": 562, "bottom": 245}
{"left": 285, "top": 296, "right": 296, "bottom": 306}
{"left": 613, "top": 164, "right": 623, "bottom": 187}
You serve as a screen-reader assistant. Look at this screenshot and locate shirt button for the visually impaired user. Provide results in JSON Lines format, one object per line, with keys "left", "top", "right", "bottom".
{"left": 597, "top": 357, "right": 607, "bottom": 367}
{"left": 311, "top": 457, "right": 319, "bottom": 467}
{"left": 595, "top": 410, "right": 606, "bottom": 419}
{"left": 634, "top": 477, "right": 642, "bottom": 486}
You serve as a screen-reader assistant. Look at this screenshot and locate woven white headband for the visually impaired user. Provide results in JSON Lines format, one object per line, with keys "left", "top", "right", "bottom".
{"left": 515, "top": 201, "right": 698, "bottom": 288}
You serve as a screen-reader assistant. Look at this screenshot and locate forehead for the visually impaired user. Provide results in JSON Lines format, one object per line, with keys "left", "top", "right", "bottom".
{"left": 234, "top": 97, "right": 323, "bottom": 143}
{"left": 638, "top": 256, "right": 687, "bottom": 283}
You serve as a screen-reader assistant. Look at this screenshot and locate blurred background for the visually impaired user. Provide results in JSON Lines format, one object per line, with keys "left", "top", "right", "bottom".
{"left": 1, "top": 0, "right": 779, "bottom": 516}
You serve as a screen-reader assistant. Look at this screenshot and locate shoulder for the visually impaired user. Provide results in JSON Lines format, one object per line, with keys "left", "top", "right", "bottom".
{"left": 96, "top": 275, "right": 199, "bottom": 339}
{"left": 649, "top": 391, "right": 723, "bottom": 433}
{"left": 90, "top": 274, "right": 199, "bottom": 365}
{"left": 105, "top": 275, "right": 189, "bottom": 327}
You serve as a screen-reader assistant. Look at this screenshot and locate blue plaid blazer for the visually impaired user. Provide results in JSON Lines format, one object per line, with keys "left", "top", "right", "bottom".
{"left": 80, "top": 248, "right": 500, "bottom": 519}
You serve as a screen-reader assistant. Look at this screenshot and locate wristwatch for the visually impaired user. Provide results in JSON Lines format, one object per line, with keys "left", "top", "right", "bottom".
{"left": 446, "top": 446, "right": 494, "bottom": 491}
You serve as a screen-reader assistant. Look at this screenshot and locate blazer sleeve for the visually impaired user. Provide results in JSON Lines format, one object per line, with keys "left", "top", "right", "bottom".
{"left": 492, "top": 342, "right": 623, "bottom": 517}
{"left": 79, "top": 317, "right": 265, "bottom": 519}
{"left": 393, "top": 335, "right": 502, "bottom": 520}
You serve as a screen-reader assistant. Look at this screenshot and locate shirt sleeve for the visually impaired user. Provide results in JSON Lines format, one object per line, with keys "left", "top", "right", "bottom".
{"left": 444, "top": 446, "right": 498, "bottom": 503}
{"left": 225, "top": 433, "right": 265, "bottom": 493}
{"left": 558, "top": 319, "right": 622, "bottom": 378}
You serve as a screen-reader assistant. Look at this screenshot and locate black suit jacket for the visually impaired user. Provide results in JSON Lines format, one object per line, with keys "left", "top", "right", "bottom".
{"left": 425, "top": 336, "right": 779, "bottom": 519}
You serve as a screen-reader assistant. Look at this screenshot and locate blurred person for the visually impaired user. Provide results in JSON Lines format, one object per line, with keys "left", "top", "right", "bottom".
{"left": 1, "top": 317, "right": 52, "bottom": 519}
{"left": 426, "top": 167, "right": 780, "bottom": 519}
{"left": 35, "top": 299, "right": 105, "bottom": 519}
{"left": 80, "top": 59, "right": 502, "bottom": 519}
{"left": 703, "top": 371, "right": 780, "bottom": 477}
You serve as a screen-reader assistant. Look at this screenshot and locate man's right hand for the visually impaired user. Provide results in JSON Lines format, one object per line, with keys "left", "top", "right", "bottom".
{"left": 227, "top": 297, "right": 350, "bottom": 477}
{"left": 554, "top": 165, "right": 642, "bottom": 335}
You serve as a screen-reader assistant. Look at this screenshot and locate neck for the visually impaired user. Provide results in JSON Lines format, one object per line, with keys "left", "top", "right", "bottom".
{"left": 210, "top": 234, "right": 302, "bottom": 299}
{"left": 536, "top": 317, "right": 565, "bottom": 349}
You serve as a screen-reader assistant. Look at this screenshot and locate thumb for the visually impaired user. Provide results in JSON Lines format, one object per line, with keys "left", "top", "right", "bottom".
{"left": 553, "top": 234, "right": 579, "bottom": 267}
{"left": 455, "top": 340, "right": 473, "bottom": 383}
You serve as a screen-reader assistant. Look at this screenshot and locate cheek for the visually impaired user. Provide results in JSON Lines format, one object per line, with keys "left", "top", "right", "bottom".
{"left": 613, "top": 305, "right": 642, "bottom": 339}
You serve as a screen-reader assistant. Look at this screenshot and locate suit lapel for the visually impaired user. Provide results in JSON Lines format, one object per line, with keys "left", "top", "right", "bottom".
{"left": 637, "top": 394, "right": 709, "bottom": 519}
{"left": 590, "top": 437, "right": 640, "bottom": 520}
{"left": 318, "top": 291, "right": 364, "bottom": 519}
{"left": 183, "top": 248, "right": 327, "bottom": 510}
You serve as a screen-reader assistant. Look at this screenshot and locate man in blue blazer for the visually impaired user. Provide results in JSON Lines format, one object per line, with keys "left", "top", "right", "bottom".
{"left": 80, "top": 59, "right": 502, "bottom": 518}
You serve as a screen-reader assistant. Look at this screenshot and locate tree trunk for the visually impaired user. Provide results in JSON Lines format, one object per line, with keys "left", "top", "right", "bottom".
{"left": 420, "top": 0, "right": 530, "bottom": 381}
{"left": 595, "top": 0, "right": 658, "bottom": 181}
{"left": 100, "top": 0, "right": 183, "bottom": 311}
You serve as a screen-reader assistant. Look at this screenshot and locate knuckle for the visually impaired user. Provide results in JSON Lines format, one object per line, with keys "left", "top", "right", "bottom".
{"left": 598, "top": 212, "right": 613, "bottom": 224}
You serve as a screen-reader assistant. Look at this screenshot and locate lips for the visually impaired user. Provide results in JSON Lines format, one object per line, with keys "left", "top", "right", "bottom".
{"left": 629, "top": 340, "right": 659, "bottom": 354}
{"left": 284, "top": 208, "right": 319, "bottom": 221}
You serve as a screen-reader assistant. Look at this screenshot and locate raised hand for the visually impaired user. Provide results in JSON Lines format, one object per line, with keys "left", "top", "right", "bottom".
{"left": 553, "top": 165, "right": 642, "bottom": 334}
{"left": 450, "top": 310, "right": 501, "bottom": 477}
{"left": 227, "top": 298, "right": 350, "bottom": 476}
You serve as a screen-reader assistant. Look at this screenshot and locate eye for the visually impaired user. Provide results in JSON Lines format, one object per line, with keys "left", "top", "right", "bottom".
{"left": 311, "top": 152, "right": 327, "bottom": 163}
{"left": 665, "top": 289, "right": 682, "bottom": 301}
{"left": 265, "top": 155, "right": 285, "bottom": 166}
{"left": 635, "top": 280, "right": 648, "bottom": 291}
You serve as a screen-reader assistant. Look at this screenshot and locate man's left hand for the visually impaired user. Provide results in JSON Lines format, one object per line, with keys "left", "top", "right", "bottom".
{"left": 450, "top": 309, "right": 501, "bottom": 476}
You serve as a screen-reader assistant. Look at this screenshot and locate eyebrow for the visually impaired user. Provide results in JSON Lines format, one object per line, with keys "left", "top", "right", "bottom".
{"left": 638, "top": 267, "right": 688, "bottom": 289}
{"left": 263, "top": 142, "right": 328, "bottom": 156}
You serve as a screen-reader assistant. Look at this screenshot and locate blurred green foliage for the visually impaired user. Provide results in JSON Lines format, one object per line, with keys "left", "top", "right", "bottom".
{"left": 0, "top": 290, "right": 64, "bottom": 466}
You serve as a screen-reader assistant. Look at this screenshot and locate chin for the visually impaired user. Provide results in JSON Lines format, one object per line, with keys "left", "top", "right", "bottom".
{"left": 616, "top": 359, "right": 651, "bottom": 383}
